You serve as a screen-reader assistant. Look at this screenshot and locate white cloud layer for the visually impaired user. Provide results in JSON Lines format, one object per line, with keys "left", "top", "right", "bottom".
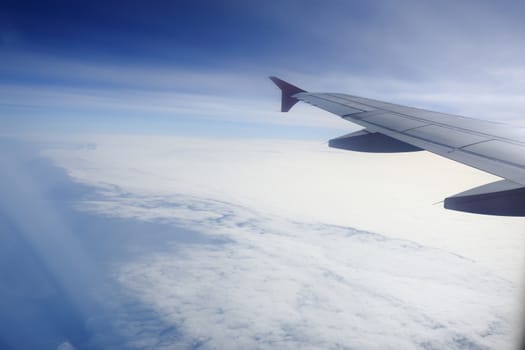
{"left": 44, "top": 135, "right": 525, "bottom": 349}
{"left": 46, "top": 135, "right": 525, "bottom": 279}
{"left": 107, "top": 195, "right": 519, "bottom": 349}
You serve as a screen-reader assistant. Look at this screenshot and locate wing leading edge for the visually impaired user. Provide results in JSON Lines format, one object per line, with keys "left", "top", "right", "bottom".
{"left": 270, "top": 76, "right": 525, "bottom": 216}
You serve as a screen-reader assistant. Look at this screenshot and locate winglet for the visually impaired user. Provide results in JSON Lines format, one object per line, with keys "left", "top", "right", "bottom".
{"left": 269, "top": 76, "right": 306, "bottom": 112}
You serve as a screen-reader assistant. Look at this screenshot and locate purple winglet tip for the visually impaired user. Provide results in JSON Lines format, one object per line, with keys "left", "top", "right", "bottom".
{"left": 269, "top": 76, "right": 306, "bottom": 112}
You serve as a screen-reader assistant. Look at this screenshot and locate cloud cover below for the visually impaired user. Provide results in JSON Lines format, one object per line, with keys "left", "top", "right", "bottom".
{"left": 96, "top": 194, "right": 520, "bottom": 349}
{"left": 38, "top": 134, "right": 524, "bottom": 349}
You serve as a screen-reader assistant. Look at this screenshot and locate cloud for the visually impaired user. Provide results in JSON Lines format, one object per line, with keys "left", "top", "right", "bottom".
{"left": 1, "top": 135, "right": 521, "bottom": 349}
{"left": 0, "top": 140, "right": 206, "bottom": 349}
{"left": 3, "top": 51, "right": 525, "bottom": 141}
{"left": 42, "top": 134, "right": 523, "bottom": 349}
{"left": 56, "top": 341, "right": 76, "bottom": 350}
{"left": 45, "top": 134, "right": 525, "bottom": 280}
{"left": 77, "top": 184, "right": 519, "bottom": 349}
{"left": 0, "top": 140, "right": 103, "bottom": 349}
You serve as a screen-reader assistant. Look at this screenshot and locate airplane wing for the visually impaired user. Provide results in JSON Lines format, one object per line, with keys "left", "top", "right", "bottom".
{"left": 270, "top": 76, "right": 525, "bottom": 216}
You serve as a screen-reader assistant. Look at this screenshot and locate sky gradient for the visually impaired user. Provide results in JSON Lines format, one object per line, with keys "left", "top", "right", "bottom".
{"left": 3, "top": 0, "right": 525, "bottom": 137}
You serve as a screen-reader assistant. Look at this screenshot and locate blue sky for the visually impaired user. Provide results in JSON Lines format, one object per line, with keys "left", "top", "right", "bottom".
{"left": 3, "top": 0, "right": 524, "bottom": 71}
{"left": 1, "top": 1, "right": 389, "bottom": 68}
{"left": 3, "top": 0, "right": 525, "bottom": 138}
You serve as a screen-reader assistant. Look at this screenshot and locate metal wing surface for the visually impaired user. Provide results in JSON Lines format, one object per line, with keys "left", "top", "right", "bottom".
{"left": 270, "top": 76, "right": 525, "bottom": 216}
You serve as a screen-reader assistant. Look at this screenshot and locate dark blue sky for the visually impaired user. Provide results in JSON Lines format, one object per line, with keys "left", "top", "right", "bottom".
{"left": 1, "top": 1, "right": 389, "bottom": 70}
{"left": 2, "top": 1, "right": 279, "bottom": 64}
{"left": 7, "top": 0, "right": 522, "bottom": 72}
